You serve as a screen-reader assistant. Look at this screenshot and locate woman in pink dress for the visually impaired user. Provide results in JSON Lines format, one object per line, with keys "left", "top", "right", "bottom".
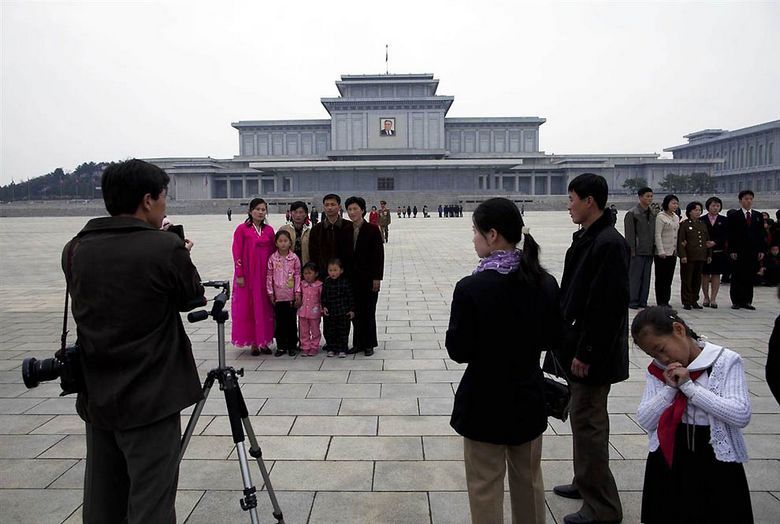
{"left": 231, "top": 198, "right": 275, "bottom": 355}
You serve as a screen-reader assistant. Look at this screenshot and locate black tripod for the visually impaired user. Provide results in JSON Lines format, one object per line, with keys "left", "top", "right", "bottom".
{"left": 179, "top": 281, "right": 284, "bottom": 524}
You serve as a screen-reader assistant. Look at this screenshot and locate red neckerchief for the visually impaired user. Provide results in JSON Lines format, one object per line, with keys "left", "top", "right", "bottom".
{"left": 647, "top": 364, "right": 706, "bottom": 468}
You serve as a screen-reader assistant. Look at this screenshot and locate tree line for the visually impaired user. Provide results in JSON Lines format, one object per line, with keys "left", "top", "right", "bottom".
{"left": 0, "top": 162, "right": 109, "bottom": 202}
{"left": 622, "top": 172, "right": 715, "bottom": 194}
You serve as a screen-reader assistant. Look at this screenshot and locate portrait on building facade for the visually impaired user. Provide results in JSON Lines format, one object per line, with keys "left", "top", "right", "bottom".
{"left": 379, "top": 118, "right": 396, "bottom": 136}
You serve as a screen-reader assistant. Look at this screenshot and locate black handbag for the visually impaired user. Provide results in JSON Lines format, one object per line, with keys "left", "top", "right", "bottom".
{"left": 542, "top": 351, "right": 571, "bottom": 421}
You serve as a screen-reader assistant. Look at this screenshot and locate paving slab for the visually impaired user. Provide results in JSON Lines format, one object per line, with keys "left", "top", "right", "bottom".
{"left": 309, "top": 491, "right": 430, "bottom": 523}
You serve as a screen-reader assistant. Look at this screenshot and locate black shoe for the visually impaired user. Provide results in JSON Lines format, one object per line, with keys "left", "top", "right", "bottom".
{"left": 683, "top": 305, "right": 692, "bottom": 310}
{"left": 260, "top": 346, "right": 272, "bottom": 355}
{"left": 288, "top": 348, "right": 298, "bottom": 357}
{"left": 692, "top": 303, "right": 703, "bottom": 309}
{"left": 710, "top": 303, "right": 718, "bottom": 309}
{"left": 563, "top": 511, "right": 621, "bottom": 524}
{"left": 274, "top": 348, "right": 286, "bottom": 357}
{"left": 553, "top": 484, "right": 582, "bottom": 500}
{"left": 743, "top": 304, "right": 756, "bottom": 310}
{"left": 250, "top": 347, "right": 261, "bottom": 356}
{"left": 364, "top": 348, "right": 374, "bottom": 357}
{"left": 346, "top": 347, "right": 361, "bottom": 355}
{"left": 731, "top": 304, "right": 741, "bottom": 310}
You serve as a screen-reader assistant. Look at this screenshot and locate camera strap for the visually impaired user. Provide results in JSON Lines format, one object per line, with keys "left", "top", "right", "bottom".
{"left": 61, "top": 238, "right": 79, "bottom": 353}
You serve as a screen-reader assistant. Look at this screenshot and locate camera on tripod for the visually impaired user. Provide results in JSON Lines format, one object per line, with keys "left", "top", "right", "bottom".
{"left": 22, "top": 344, "right": 84, "bottom": 396}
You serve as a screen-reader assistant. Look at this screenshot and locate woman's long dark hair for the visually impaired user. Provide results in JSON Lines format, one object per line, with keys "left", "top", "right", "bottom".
{"left": 472, "top": 198, "right": 546, "bottom": 286}
{"left": 245, "top": 198, "right": 267, "bottom": 227}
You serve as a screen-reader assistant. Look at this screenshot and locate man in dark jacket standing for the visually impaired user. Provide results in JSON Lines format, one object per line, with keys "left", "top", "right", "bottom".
{"left": 726, "top": 190, "right": 766, "bottom": 309}
{"left": 308, "top": 193, "right": 352, "bottom": 281}
{"left": 64, "top": 160, "right": 205, "bottom": 523}
{"left": 553, "top": 173, "right": 629, "bottom": 524}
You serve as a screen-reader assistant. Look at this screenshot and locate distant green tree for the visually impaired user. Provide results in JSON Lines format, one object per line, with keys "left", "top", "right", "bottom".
{"left": 659, "top": 173, "right": 690, "bottom": 193}
{"left": 688, "top": 172, "right": 715, "bottom": 194}
{"left": 622, "top": 177, "right": 649, "bottom": 192}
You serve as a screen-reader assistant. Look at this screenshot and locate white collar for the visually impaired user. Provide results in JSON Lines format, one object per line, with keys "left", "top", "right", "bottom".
{"left": 688, "top": 342, "right": 723, "bottom": 371}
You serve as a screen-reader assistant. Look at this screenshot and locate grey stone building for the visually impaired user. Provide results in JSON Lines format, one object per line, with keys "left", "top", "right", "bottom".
{"left": 147, "top": 73, "right": 719, "bottom": 205}
{"left": 664, "top": 120, "right": 780, "bottom": 195}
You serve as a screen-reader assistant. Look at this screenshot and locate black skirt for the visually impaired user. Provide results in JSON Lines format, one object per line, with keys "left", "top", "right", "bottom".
{"left": 641, "top": 424, "right": 753, "bottom": 523}
{"left": 702, "top": 251, "right": 729, "bottom": 275}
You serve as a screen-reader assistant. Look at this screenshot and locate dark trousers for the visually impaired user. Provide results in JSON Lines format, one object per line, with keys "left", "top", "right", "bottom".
{"left": 680, "top": 260, "right": 705, "bottom": 306}
{"left": 83, "top": 413, "right": 181, "bottom": 524}
{"left": 274, "top": 301, "right": 298, "bottom": 350}
{"left": 629, "top": 255, "right": 653, "bottom": 307}
{"left": 730, "top": 252, "right": 758, "bottom": 306}
{"left": 653, "top": 255, "right": 677, "bottom": 306}
{"left": 569, "top": 382, "right": 623, "bottom": 522}
{"left": 381, "top": 225, "right": 389, "bottom": 242}
{"left": 324, "top": 314, "right": 350, "bottom": 352}
{"left": 352, "top": 288, "right": 379, "bottom": 350}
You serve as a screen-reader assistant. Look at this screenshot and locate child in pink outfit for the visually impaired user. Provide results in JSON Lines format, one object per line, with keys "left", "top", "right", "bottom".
{"left": 298, "top": 262, "right": 323, "bottom": 356}
{"left": 266, "top": 230, "right": 301, "bottom": 357}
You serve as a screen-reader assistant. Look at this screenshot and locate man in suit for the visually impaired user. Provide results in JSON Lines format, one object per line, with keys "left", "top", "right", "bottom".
{"left": 308, "top": 193, "right": 352, "bottom": 281}
{"left": 344, "top": 196, "right": 385, "bottom": 356}
{"left": 380, "top": 119, "right": 395, "bottom": 136}
{"left": 727, "top": 190, "right": 766, "bottom": 310}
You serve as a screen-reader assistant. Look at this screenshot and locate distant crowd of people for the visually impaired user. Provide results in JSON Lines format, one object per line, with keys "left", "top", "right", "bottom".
{"left": 623, "top": 187, "right": 779, "bottom": 311}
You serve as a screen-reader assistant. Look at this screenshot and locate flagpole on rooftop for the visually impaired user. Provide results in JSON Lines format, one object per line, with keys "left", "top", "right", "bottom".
{"left": 385, "top": 44, "right": 389, "bottom": 75}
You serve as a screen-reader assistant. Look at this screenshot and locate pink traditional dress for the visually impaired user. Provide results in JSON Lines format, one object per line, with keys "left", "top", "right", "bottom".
{"left": 231, "top": 221, "right": 275, "bottom": 348}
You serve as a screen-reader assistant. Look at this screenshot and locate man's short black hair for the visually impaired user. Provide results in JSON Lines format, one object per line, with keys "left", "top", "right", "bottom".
{"left": 568, "top": 173, "right": 608, "bottom": 210}
{"left": 638, "top": 187, "right": 653, "bottom": 197}
{"left": 738, "top": 190, "right": 754, "bottom": 200}
{"left": 345, "top": 196, "right": 366, "bottom": 214}
{"left": 323, "top": 193, "right": 341, "bottom": 205}
{"left": 101, "top": 159, "right": 169, "bottom": 216}
{"left": 290, "top": 200, "right": 308, "bottom": 214}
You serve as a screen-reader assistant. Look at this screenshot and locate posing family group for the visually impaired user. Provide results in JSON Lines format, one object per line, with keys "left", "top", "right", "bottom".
{"left": 230, "top": 194, "right": 384, "bottom": 358}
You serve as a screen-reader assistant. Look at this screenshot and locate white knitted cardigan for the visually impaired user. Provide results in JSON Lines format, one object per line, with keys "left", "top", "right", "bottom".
{"left": 636, "top": 343, "right": 751, "bottom": 463}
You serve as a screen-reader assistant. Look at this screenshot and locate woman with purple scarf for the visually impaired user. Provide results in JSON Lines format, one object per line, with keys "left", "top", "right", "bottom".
{"left": 446, "top": 197, "right": 561, "bottom": 524}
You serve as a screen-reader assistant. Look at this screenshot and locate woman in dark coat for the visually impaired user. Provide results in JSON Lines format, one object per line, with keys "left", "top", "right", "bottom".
{"left": 344, "top": 196, "right": 384, "bottom": 356}
{"left": 700, "top": 196, "right": 728, "bottom": 308}
{"left": 446, "top": 198, "right": 560, "bottom": 524}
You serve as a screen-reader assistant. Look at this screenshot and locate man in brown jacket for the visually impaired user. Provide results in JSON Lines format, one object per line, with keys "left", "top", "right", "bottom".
{"left": 65, "top": 159, "right": 205, "bottom": 523}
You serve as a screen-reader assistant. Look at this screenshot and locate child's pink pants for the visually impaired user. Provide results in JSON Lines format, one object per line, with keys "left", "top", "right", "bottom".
{"left": 299, "top": 317, "right": 321, "bottom": 353}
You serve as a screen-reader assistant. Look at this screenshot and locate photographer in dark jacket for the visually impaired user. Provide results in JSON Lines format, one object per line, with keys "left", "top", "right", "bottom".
{"left": 64, "top": 159, "right": 205, "bottom": 523}
{"left": 550, "top": 173, "right": 629, "bottom": 524}
{"left": 447, "top": 198, "right": 561, "bottom": 524}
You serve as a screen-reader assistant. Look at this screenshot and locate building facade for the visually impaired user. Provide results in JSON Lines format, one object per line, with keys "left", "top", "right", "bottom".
{"left": 148, "top": 73, "right": 719, "bottom": 203}
{"left": 664, "top": 120, "right": 780, "bottom": 195}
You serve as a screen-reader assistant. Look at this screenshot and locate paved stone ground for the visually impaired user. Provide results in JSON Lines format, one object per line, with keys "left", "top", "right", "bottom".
{"left": 0, "top": 211, "right": 778, "bottom": 523}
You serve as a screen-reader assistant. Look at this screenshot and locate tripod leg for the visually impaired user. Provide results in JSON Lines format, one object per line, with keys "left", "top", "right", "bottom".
{"left": 243, "top": 418, "right": 285, "bottom": 524}
{"left": 179, "top": 370, "right": 216, "bottom": 464}
{"left": 223, "top": 369, "right": 262, "bottom": 523}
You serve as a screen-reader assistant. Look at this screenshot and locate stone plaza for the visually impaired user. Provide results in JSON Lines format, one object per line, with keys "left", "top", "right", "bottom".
{"left": 0, "top": 211, "right": 778, "bottom": 523}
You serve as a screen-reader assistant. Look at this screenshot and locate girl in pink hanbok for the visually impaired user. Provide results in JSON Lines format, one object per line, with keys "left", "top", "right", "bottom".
{"left": 231, "top": 198, "right": 275, "bottom": 355}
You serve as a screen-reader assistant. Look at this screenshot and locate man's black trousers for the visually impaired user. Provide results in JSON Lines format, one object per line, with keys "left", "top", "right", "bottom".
{"left": 83, "top": 412, "right": 181, "bottom": 524}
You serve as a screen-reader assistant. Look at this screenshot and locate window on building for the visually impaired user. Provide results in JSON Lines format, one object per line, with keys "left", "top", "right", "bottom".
{"left": 759, "top": 144, "right": 764, "bottom": 165}
{"left": 377, "top": 177, "right": 394, "bottom": 191}
{"left": 246, "top": 178, "right": 258, "bottom": 196}
{"left": 213, "top": 179, "right": 227, "bottom": 199}
{"left": 749, "top": 146, "right": 754, "bottom": 166}
{"left": 261, "top": 177, "right": 274, "bottom": 194}
{"left": 769, "top": 142, "right": 774, "bottom": 164}
{"left": 229, "top": 179, "right": 243, "bottom": 198}
{"left": 731, "top": 148, "right": 736, "bottom": 169}
{"left": 739, "top": 147, "right": 745, "bottom": 168}
{"left": 282, "top": 177, "right": 292, "bottom": 192}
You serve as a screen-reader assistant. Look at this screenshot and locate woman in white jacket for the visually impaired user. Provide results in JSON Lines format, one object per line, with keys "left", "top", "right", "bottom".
{"left": 632, "top": 306, "right": 753, "bottom": 523}
{"left": 654, "top": 195, "right": 680, "bottom": 307}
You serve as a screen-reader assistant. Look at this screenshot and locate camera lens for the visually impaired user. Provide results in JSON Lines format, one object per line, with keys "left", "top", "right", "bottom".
{"left": 22, "top": 357, "right": 62, "bottom": 389}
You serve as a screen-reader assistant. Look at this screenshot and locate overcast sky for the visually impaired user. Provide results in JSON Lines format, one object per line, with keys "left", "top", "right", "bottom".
{"left": 2, "top": 0, "right": 778, "bottom": 186}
